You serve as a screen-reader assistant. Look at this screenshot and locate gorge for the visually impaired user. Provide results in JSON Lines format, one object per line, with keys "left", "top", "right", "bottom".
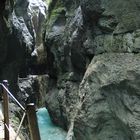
{"left": 1, "top": 0, "right": 140, "bottom": 140}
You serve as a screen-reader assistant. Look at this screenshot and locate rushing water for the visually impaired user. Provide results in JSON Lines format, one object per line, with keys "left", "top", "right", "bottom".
{"left": 37, "top": 108, "right": 67, "bottom": 140}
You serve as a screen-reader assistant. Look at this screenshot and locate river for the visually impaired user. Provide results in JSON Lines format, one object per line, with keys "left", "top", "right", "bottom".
{"left": 37, "top": 108, "right": 67, "bottom": 140}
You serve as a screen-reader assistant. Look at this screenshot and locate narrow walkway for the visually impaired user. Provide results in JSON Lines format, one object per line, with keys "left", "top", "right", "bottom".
{"left": 0, "top": 102, "right": 21, "bottom": 140}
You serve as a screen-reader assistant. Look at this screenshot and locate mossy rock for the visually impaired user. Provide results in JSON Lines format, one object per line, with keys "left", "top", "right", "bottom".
{"left": 46, "top": 0, "right": 65, "bottom": 30}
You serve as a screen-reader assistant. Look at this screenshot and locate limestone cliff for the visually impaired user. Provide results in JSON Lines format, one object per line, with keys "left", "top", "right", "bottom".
{"left": 0, "top": 0, "right": 47, "bottom": 139}
{"left": 0, "top": 0, "right": 47, "bottom": 93}
{"left": 1, "top": 0, "right": 140, "bottom": 140}
{"left": 44, "top": 0, "right": 140, "bottom": 140}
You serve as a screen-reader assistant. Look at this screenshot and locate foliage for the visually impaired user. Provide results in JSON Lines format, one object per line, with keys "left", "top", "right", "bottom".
{"left": 45, "top": 0, "right": 65, "bottom": 31}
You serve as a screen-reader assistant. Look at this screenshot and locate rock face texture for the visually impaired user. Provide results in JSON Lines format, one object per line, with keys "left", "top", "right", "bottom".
{"left": 0, "top": 0, "right": 33, "bottom": 92}
{"left": 74, "top": 53, "right": 140, "bottom": 140}
{"left": 1, "top": 0, "right": 140, "bottom": 140}
{"left": 28, "top": 0, "right": 47, "bottom": 65}
{"left": 18, "top": 74, "right": 49, "bottom": 107}
{"left": 0, "top": 0, "right": 47, "bottom": 139}
{"left": 0, "top": 0, "right": 47, "bottom": 93}
{"left": 81, "top": 0, "right": 140, "bottom": 54}
{"left": 44, "top": 0, "right": 140, "bottom": 81}
{"left": 44, "top": 0, "right": 140, "bottom": 140}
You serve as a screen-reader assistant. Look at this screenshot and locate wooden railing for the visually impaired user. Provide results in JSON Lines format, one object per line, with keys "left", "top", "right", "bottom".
{"left": 0, "top": 80, "right": 41, "bottom": 140}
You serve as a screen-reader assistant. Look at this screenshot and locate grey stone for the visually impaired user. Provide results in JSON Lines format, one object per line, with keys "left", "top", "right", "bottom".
{"left": 18, "top": 74, "right": 49, "bottom": 107}
{"left": 72, "top": 53, "right": 140, "bottom": 140}
{"left": 81, "top": 0, "right": 140, "bottom": 33}
{"left": 11, "top": 12, "right": 33, "bottom": 52}
{"left": 93, "top": 30, "right": 140, "bottom": 54}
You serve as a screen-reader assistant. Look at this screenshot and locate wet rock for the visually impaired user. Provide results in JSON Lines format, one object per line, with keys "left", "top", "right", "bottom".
{"left": 10, "top": 12, "right": 33, "bottom": 53}
{"left": 45, "top": 0, "right": 140, "bottom": 81}
{"left": 46, "top": 79, "right": 79, "bottom": 130}
{"left": 93, "top": 30, "right": 140, "bottom": 54}
{"left": 45, "top": 4, "right": 87, "bottom": 78}
{"left": 0, "top": 0, "right": 47, "bottom": 93}
{"left": 44, "top": 1, "right": 140, "bottom": 140}
{"left": 81, "top": 0, "right": 140, "bottom": 34}
{"left": 73, "top": 53, "right": 140, "bottom": 140}
{"left": 15, "top": 0, "right": 48, "bottom": 65}
{"left": 0, "top": 1, "right": 33, "bottom": 93}
{"left": 18, "top": 75, "right": 49, "bottom": 107}
{"left": 28, "top": 0, "right": 47, "bottom": 46}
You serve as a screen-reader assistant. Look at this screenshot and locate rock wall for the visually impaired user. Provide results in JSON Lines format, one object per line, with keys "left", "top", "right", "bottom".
{"left": 0, "top": 0, "right": 48, "bottom": 139}
{"left": 0, "top": 0, "right": 33, "bottom": 93}
{"left": 1, "top": 0, "right": 140, "bottom": 140}
{"left": 0, "top": 0, "right": 47, "bottom": 93}
{"left": 44, "top": 0, "right": 140, "bottom": 140}
{"left": 74, "top": 53, "right": 140, "bottom": 140}
{"left": 18, "top": 74, "right": 49, "bottom": 107}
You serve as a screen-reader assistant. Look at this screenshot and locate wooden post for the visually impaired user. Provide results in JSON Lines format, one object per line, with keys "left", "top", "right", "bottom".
{"left": 26, "top": 103, "right": 41, "bottom": 140}
{"left": 2, "top": 80, "right": 9, "bottom": 140}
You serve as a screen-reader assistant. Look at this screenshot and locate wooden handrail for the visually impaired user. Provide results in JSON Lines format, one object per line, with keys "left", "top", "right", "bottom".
{"left": 26, "top": 103, "right": 41, "bottom": 140}
{"left": 2, "top": 80, "right": 9, "bottom": 140}
{"left": 0, "top": 80, "right": 41, "bottom": 140}
{"left": 0, "top": 83, "right": 25, "bottom": 111}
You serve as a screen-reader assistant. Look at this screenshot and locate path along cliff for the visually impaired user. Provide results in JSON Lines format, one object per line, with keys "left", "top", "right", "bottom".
{"left": 1, "top": 0, "right": 140, "bottom": 140}
{"left": 0, "top": 102, "right": 21, "bottom": 140}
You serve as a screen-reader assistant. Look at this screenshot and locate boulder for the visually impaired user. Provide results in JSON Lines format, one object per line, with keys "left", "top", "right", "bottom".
{"left": 72, "top": 53, "right": 140, "bottom": 140}
{"left": 18, "top": 75, "right": 49, "bottom": 107}
{"left": 81, "top": 0, "right": 140, "bottom": 34}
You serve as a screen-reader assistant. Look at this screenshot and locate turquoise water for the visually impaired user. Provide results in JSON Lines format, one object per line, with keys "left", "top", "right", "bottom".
{"left": 37, "top": 108, "right": 67, "bottom": 140}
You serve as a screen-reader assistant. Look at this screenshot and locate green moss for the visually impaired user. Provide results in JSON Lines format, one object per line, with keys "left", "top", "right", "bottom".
{"left": 45, "top": 0, "right": 65, "bottom": 30}
{"left": 45, "top": 0, "right": 52, "bottom": 6}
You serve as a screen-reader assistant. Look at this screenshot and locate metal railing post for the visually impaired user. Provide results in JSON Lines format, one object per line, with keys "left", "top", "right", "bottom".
{"left": 26, "top": 103, "right": 41, "bottom": 140}
{"left": 2, "top": 80, "right": 9, "bottom": 140}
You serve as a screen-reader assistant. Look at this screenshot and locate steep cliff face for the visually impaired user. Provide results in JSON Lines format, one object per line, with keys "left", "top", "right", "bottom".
{"left": 0, "top": 0, "right": 47, "bottom": 139}
{"left": 44, "top": 0, "right": 140, "bottom": 140}
{"left": 0, "top": 0, "right": 33, "bottom": 93}
{"left": 45, "top": 0, "right": 140, "bottom": 80}
{"left": 74, "top": 53, "right": 140, "bottom": 140}
{"left": 0, "top": 0, "right": 47, "bottom": 94}
{"left": 81, "top": 0, "right": 140, "bottom": 54}
{"left": 1, "top": 0, "right": 140, "bottom": 139}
